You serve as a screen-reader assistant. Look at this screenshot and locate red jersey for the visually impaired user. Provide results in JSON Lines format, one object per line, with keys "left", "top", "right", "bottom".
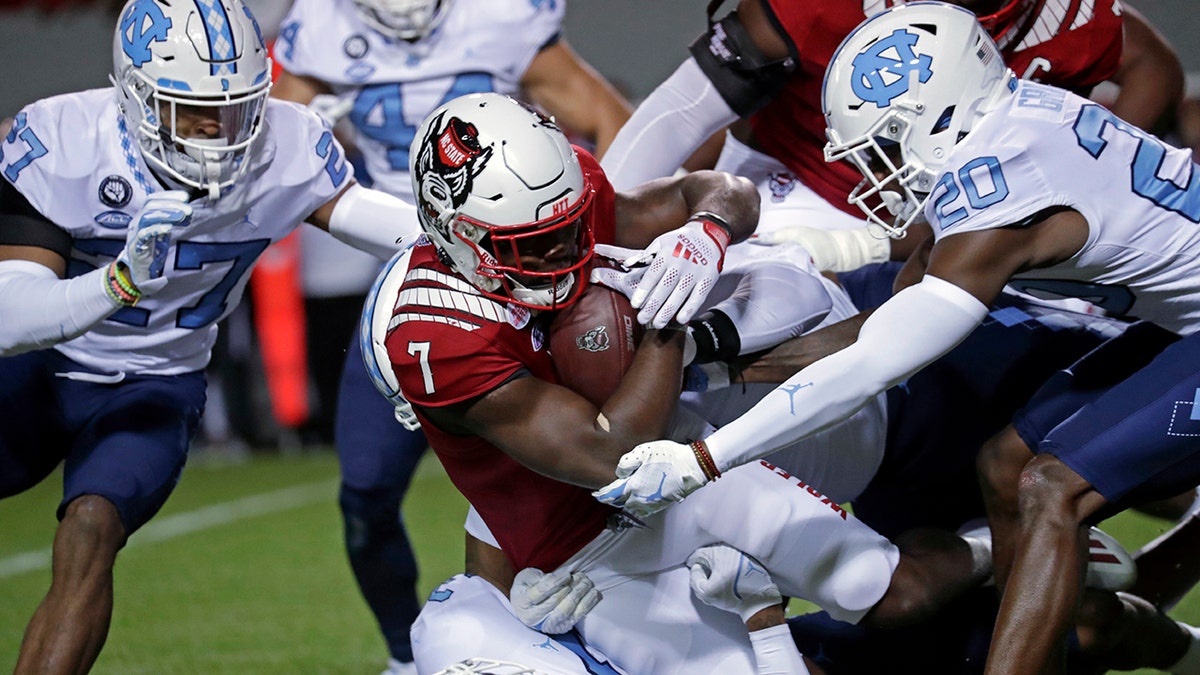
{"left": 386, "top": 149, "right": 618, "bottom": 572}
{"left": 750, "top": 0, "right": 1123, "bottom": 216}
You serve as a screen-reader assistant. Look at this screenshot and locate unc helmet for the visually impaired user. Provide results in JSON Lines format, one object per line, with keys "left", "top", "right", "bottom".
{"left": 410, "top": 93, "right": 596, "bottom": 311}
{"left": 822, "top": 2, "right": 1014, "bottom": 237}
{"left": 361, "top": 243, "right": 422, "bottom": 431}
{"left": 353, "top": 0, "right": 454, "bottom": 41}
{"left": 112, "top": 0, "right": 272, "bottom": 200}
{"left": 433, "top": 659, "right": 537, "bottom": 675}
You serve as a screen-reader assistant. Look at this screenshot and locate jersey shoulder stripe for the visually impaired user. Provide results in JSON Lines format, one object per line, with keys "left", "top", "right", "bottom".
{"left": 391, "top": 265, "right": 508, "bottom": 333}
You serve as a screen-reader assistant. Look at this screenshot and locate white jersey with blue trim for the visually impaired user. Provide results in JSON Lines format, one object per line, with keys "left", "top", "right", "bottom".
{"left": 0, "top": 88, "right": 352, "bottom": 375}
{"left": 274, "top": 0, "right": 563, "bottom": 201}
{"left": 926, "top": 80, "right": 1200, "bottom": 336}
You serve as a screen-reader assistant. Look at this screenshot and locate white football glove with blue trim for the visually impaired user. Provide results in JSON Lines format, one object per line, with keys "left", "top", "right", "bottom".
{"left": 592, "top": 439, "right": 709, "bottom": 517}
{"left": 118, "top": 190, "right": 192, "bottom": 295}
{"left": 688, "top": 544, "right": 782, "bottom": 623}
{"left": 510, "top": 567, "right": 601, "bottom": 635}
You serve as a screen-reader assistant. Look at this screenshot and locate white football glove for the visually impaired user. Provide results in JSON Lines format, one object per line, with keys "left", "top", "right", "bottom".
{"left": 749, "top": 225, "right": 890, "bottom": 273}
{"left": 118, "top": 190, "right": 192, "bottom": 295}
{"left": 624, "top": 217, "right": 730, "bottom": 329}
{"left": 392, "top": 398, "right": 421, "bottom": 432}
{"left": 589, "top": 244, "right": 647, "bottom": 301}
{"left": 687, "top": 544, "right": 783, "bottom": 623}
{"left": 592, "top": 439, "right": 710, "bottom": 517}
{"left": 510, "top": 567, "right": 601, "bottom": 635}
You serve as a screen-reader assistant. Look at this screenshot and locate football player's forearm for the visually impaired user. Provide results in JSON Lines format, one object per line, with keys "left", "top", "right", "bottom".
{"left": 678, "top": 170, "right": 759, "bottom": 244}
{"left": 706, "top": 276, "right": 987, "bottom": 471}
{"left": 0, "top": 261, "right": 119, "bottom": 355}
{"left": 735, "top": 311, "right": 869, "bottom": 383}
{"left": 1109, "top": 7, "right": 1182, "bottom": 132}
{"left": 596, "top": 328, "right": 686, "bottom": 453}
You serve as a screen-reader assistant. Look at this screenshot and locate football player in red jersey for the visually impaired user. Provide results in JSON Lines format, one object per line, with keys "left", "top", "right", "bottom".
{"left": 601, "top": 0, "right": 1181, "bottom": 276}
{"left": 379, "top": 92, "right": 998, "bottom": 673}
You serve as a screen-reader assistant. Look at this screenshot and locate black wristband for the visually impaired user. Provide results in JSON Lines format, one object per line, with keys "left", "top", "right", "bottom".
{"left": 688, "top": 309, "right": 741, "bottom": 363}
{"left": 689, "top": 210, "right": 733, "bottom": 238}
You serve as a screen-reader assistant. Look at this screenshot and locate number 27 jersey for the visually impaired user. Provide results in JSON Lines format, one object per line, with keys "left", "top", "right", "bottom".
{"left": 1, "top": 89, "right": 351, "bottom": 374}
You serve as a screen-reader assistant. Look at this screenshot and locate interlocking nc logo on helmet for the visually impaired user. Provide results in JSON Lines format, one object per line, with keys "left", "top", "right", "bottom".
{"left": 413, "top": 110, "right": 494, "bottom": 236}
{"left": 850, "top": 28, "right": 933, "bottom": 107}
{"left": 120, "top": 0, "right": 172, "bottom": 67}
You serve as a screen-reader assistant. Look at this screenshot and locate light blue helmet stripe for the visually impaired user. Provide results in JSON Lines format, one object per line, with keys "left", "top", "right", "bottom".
{"left": 193, "top": 0, "right": 237, "bottom": 77}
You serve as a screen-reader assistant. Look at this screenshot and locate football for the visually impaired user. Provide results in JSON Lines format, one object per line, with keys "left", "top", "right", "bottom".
{"left": 549, "top": 280, "right": 642, "bottom": 408}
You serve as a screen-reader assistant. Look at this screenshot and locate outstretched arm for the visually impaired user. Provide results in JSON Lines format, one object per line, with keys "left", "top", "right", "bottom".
{"left": 597, "top": 216, "right": 1087, "bottom": 515}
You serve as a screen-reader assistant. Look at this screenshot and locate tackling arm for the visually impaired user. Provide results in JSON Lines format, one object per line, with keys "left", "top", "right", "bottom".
{"left": 0, "top": 188, "right": 190, "bottom": 355}
{"left": 707, "top": 214, "right": 1087, "bottom": 469}
{"left": 703, "top": 274, "right": 989, "bottom": 470}
{"left": 308, "top": 183, "right": 421, "bottom": 260}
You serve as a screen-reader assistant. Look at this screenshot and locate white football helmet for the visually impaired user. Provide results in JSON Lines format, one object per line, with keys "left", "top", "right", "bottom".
{"left": 112, "top": 0, "right": 272, "bottom": 199}
{"left": 433, "top": 659, "right": 537, "bottom": 675}
{"left": 353, "top": 0, "right": 453, "bottom": 41}
{"left": 822, "top": 1, "right": 1015, "bottom": 237}
{"left": 410, "top": 92, "right": 596, "bottom": 311}
{"left": 361, "top": 242, "right": 422, "bottom": 431}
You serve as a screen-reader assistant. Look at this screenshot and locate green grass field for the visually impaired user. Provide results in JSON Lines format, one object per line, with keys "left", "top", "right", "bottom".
{"left": 1, "top": 449, "right": 1198, "bottom": 673}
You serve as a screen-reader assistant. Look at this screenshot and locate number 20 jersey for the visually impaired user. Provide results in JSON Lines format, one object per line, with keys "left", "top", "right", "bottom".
{"left": 274, "top": 0, "right": 563, "bottom": 203}
{"left": 928, "top": 79, "right": 1200, "bottom": 336}
{"left": 0, "top": 89, "right": 351, "bottom": 374}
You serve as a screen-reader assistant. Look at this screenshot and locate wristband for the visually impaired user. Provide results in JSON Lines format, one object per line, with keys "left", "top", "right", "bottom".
{"left": 690, "top": 439, "right": 721, "bottom": 481}
{"left": 105, "top": 262, "right": 141, "bottom": 307}
{"left": 689, "top": 210, "right": 733, "bottom": 249}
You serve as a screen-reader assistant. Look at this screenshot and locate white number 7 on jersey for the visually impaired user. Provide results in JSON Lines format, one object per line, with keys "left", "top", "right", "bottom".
{"left": 408, "top": 341, "right": 435, "bottom": 394}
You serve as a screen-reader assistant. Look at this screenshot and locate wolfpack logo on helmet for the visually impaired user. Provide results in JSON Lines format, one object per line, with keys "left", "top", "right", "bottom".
{"left": 412, "top": 109, "right": 492, "bottom": 239}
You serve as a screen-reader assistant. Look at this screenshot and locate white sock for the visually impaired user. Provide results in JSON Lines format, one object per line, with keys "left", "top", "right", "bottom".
{"left": 1170, "top": 622, "right": 1200, "bottom": 675}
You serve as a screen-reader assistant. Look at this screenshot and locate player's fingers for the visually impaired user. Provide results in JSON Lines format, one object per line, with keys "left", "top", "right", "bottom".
{"left": 530, "top": 571, "right": 574, "bottom": 603}
{"left": 591, "top": 478, "right": 629, "bottom": 506}
{"left": 674, "top": 273, "right": 718, "bottom": 326}
{"left": 646, "top": 272, "right": 697, "bottom": 329}
{"left": 630, "top": 255, "right": 669, "bottom": 310}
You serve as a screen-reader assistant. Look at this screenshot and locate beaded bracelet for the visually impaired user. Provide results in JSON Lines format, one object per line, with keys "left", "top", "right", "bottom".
{"left": 689, "top": 439, "right": 722, "bottom": 481}
{"left": 105, "top": 262, "right": 141, "bottom": 307}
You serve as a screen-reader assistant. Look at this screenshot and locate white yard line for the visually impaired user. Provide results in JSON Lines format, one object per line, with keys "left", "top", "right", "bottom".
{"left": 0, "top": 480, "right": 336, "bottom": 580}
